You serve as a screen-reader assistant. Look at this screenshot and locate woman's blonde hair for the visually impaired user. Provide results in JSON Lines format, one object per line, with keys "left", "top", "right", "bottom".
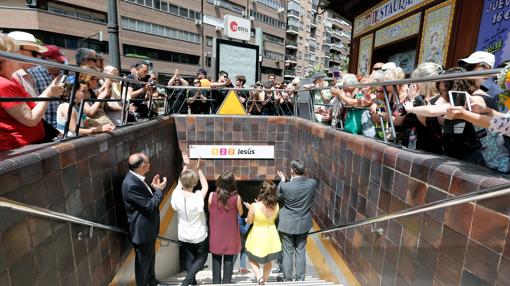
{"left": 0, "top": 34, "right": 19, "bottom": 70}
{"left": 411, "top": 62, "right": 442, "bottom": 98}
{"left": 180, "top": 169, "right": 198, "bottom": 189}
{"left": 0, "top": 34, "right": 19, "bottom": 53}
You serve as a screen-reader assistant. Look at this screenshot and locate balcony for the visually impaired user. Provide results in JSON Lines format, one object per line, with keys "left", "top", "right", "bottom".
{"left": 285, "top": 40, "right": 298, "bottom": 49}
{"left": 330, "top": 54, "right": 342, "bottom": 63}
{"left": 285, "top": 55, "right": 297, "bottom": 64}
{"left": 330, "top": 42, "right": 345, "bottom": 51}
{"left": 286, "top": 25, "right": 299, "bottom": 35}
{"left": 287, "top": 10, "right": 300, "bottom": 19}
{"left": 284, "top": 68, "right": 296, "bottom": 77}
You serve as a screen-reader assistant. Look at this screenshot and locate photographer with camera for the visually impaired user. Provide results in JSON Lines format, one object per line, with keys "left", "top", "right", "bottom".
{"left": 126, "top": 61, "right": 151, "bottom": 120}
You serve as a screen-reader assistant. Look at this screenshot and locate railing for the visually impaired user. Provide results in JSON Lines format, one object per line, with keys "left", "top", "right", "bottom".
{"left": 285, "top": 40, "right": 298, "bottom": 47}
{"left": 0, "top": 196, "right": 179, "bottom": 243}
{"left": 309, "top": 184, "right": 510, "bottom": 235}
{"left": 0, "top": 50, "right": 504, "bottom": 147}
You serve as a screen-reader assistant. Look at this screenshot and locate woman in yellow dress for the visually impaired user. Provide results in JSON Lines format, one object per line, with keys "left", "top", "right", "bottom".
{"left": 244, "top": 180, "right": 282, "bottom": 285}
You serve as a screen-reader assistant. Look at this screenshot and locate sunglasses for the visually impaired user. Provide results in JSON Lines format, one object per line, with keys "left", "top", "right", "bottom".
{"left": 21, "top": 49, "right": 39, "bottom": 58}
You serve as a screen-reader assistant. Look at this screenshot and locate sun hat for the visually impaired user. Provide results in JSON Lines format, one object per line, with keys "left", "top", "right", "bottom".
{"left": 458, "top": 51, "right": 495, "bottom": 68}
{"left": 7, "top": 31, "right": 48, "bottom": 53}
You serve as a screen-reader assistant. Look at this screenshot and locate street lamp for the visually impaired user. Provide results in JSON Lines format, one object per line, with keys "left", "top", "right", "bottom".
{"left": 78, "top": 31, "right": 104, "bottom": 48}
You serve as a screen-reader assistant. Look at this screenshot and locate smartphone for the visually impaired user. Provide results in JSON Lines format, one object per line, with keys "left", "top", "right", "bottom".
{"left": 448, "top": 91, "right": 471, "bottom": 111}
{"left": 59, "top": 74, "right": 68, "bottom": 85}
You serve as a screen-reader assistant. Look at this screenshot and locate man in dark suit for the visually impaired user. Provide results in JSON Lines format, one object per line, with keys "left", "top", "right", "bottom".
{"left": 122, "top": 152, "right": 167, "bottom": 286}
{"left": 277, "top": 160, "right": 316, "bottom": 281}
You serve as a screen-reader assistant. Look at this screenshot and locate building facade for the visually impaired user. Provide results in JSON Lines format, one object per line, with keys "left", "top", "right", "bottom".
{"left": 284, "top": 0, "right": 351, "bottom": 81}
{"left": 0, "top": 0, "right": 287, "bottom": 81}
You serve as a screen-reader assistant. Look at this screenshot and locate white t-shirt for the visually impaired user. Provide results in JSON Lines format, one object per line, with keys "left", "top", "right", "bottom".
{"left": 170, "top": 185, "right": 208, "bottom": 243}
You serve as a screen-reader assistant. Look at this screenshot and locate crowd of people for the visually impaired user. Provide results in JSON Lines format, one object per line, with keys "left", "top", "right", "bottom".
{"left": 1, "top": 31, "right": 509, "bottom": 173}
{"left": 307, "top": 52, "right": 510, "bottom": 173}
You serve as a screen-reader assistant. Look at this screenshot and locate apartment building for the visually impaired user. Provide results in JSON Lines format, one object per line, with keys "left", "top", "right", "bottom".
{"left": 284, "top": 0, "right": 351, "bottom": 80}
{"left": 0, "top": 0, "right": 287, "bottom": 81}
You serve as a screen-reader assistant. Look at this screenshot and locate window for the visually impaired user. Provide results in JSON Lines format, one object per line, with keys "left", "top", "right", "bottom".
{"left": 179, "top": 7, "right": 188, "bottom": 17}
{"left": 47, "top": 3, "right": 106, "bottom": 24}
{"left": 121, "top": 16, "right": 200, "bottom": 44}
{"left": 169, "top": 3, "right": 178, "bottom": 14}
{"left": 122, "top": 0, "right": 200, "bottom": 21}
{"left": 206, "top": 36, "right": 213, "bottom": 47}
{"left": 123, "top": 44, "right": 199, "bottom": 65}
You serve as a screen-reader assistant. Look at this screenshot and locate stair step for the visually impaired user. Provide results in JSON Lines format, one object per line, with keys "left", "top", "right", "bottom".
{"left": 161, "top": 270, "right": 341, "bottom": 285}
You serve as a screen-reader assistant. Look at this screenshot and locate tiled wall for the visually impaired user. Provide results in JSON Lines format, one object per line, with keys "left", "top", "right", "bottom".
{"left": 1, "top": 114, "right": 509, "bottom": 286}
{"left": 173, "top": 115, "right": 291, "bottom": 181}
{"left": 287, "top": 117, "right": 510, "bottom": 286}
{"left": 0, "top": 117, "right": 178, "bottom": 286}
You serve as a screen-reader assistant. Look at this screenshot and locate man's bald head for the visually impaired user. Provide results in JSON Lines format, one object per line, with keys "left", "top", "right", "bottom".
{"left": 128, "top": 152, "right": 149, "bottom": 171}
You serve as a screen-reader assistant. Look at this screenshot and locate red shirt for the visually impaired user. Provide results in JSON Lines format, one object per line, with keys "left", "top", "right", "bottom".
{"left": 0, "top": 76, "right": 45, "bottom": 150}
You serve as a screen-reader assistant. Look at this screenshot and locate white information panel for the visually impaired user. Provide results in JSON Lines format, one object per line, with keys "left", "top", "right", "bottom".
{"left": 218, "top": 41, "right": 258, "bottom": 86}
{"left": 189, "top": 145, "right": 274, "bottom": 159}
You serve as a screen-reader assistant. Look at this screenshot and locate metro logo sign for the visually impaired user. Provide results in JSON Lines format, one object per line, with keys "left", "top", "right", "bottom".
{"left": 224, "top": 15, "right": 251, "bottom": 41}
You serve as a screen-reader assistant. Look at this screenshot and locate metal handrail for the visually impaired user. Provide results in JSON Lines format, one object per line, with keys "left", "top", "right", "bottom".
{"left": 309, "top": 183, "right": 510, "bottom": 236}
{"left": 0, "top": 196, "right": 179, "bottom": 244}
{"left": 0, "top": 50, "right": 502, "bottom": 92}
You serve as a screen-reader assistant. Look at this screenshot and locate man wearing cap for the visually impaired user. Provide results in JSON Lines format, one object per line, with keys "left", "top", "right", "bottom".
{"left": 8, "top": 31, "right": 48, "bottom": 98}
{"left": 458, "top": 51, "right": 503, "bottom": 105}
{"left": 28, "top": 45, "right": 67, "bottom": 128}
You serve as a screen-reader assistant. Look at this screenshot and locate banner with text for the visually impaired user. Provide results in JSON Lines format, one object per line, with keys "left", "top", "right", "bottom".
{"left": 189, "top": 145, "right": 274, "bottom": 159}
{"left": 476, "top": 0, "right": 510, "bottom": 67}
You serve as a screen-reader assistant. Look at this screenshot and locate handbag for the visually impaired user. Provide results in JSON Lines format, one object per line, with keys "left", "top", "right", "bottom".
{"left": 41, "top": 119, "right": 61, "bottom": 142}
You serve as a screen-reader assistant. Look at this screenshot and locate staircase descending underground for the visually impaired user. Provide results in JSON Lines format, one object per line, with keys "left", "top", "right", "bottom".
{"left": 160, "top": 269, "right": 343, "bottom": 285}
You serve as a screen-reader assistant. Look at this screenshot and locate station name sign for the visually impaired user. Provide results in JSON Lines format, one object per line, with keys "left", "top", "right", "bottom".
{"left": 189, "top": 145, "right": 274, "bottom": 159}
{"left": 353, "top": 0, "right": 434, "bottom": 37}
{"left": 224, "top": 15, "right": 251, "bottom": 41}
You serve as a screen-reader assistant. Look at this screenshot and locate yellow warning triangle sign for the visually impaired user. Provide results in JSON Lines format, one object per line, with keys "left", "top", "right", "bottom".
{"left": 217, "top": 90, "right": 247, "bottom": 115}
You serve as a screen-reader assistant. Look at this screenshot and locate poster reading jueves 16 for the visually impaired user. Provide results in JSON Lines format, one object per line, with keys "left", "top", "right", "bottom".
{"left": 476, "top": 0, "right": 510, "bottom": 66}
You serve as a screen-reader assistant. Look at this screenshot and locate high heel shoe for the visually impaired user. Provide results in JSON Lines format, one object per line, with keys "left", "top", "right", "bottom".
{"left": 257, "top": 277, "right": 265, "bottom": 285}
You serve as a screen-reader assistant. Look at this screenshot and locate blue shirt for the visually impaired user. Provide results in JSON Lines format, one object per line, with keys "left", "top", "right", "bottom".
{"left": 28, "top": 65, "right": 58, "bottom": 128}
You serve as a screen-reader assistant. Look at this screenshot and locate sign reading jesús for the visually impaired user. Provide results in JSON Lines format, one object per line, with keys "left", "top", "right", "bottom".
{"left": 189, "top": 145, "right": 274, "bottom": 159}
{"left": 224, "top": 15, "right": 251, "bottom": 41}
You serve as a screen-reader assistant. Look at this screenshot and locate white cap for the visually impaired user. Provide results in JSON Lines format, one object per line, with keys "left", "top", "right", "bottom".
{"left": 381, "top": 62, "right": 397, "bottom": 71}
{"left": 458, "top": 51, "right": 495, "bottom": 68}
{"left": 7, "top": 31, "right": 48, "bottom": 53}
{"left": 291, "top": 77, "right": 300, "bottom": 85}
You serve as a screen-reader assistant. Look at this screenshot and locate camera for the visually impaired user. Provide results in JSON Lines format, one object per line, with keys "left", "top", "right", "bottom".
{"left": 413, "top": 95, "right": 426, "bottom": 107}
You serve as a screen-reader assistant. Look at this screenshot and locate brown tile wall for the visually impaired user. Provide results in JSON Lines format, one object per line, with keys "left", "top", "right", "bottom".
{"left": 1, "top": 114, "right": 510, "bottom": 286}
{"left": 286, "top": 117, "right": 510, "bottom": 286}
{"left": 0, "top": 117, "right": 179, "bottom": 286}
{"left": 173, "top": 115, "right": 291, "bottom": 181}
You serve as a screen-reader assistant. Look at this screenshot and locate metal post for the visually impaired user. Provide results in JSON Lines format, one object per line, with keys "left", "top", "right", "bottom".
{"left": 75, "top": 99, "right": 86, "bottom": 136}
{"left": 63, "top": 72, "right": 80, "bottom": 139}
{"left": 201, "top": 0, "right": 205, "bottom": 69}
{"left": 382, "top": 86, "right": 397, "bottom": 143}
{"left": 107, "top": 0, "right": 121, "bottom": 71}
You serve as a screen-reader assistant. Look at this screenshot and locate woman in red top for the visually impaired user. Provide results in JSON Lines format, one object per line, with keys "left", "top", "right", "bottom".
{"left": 208, "top": 171, "right": 243, "bottom": 284}
{"left": 0, "top": 34, "right": 63, "bottom": 150}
